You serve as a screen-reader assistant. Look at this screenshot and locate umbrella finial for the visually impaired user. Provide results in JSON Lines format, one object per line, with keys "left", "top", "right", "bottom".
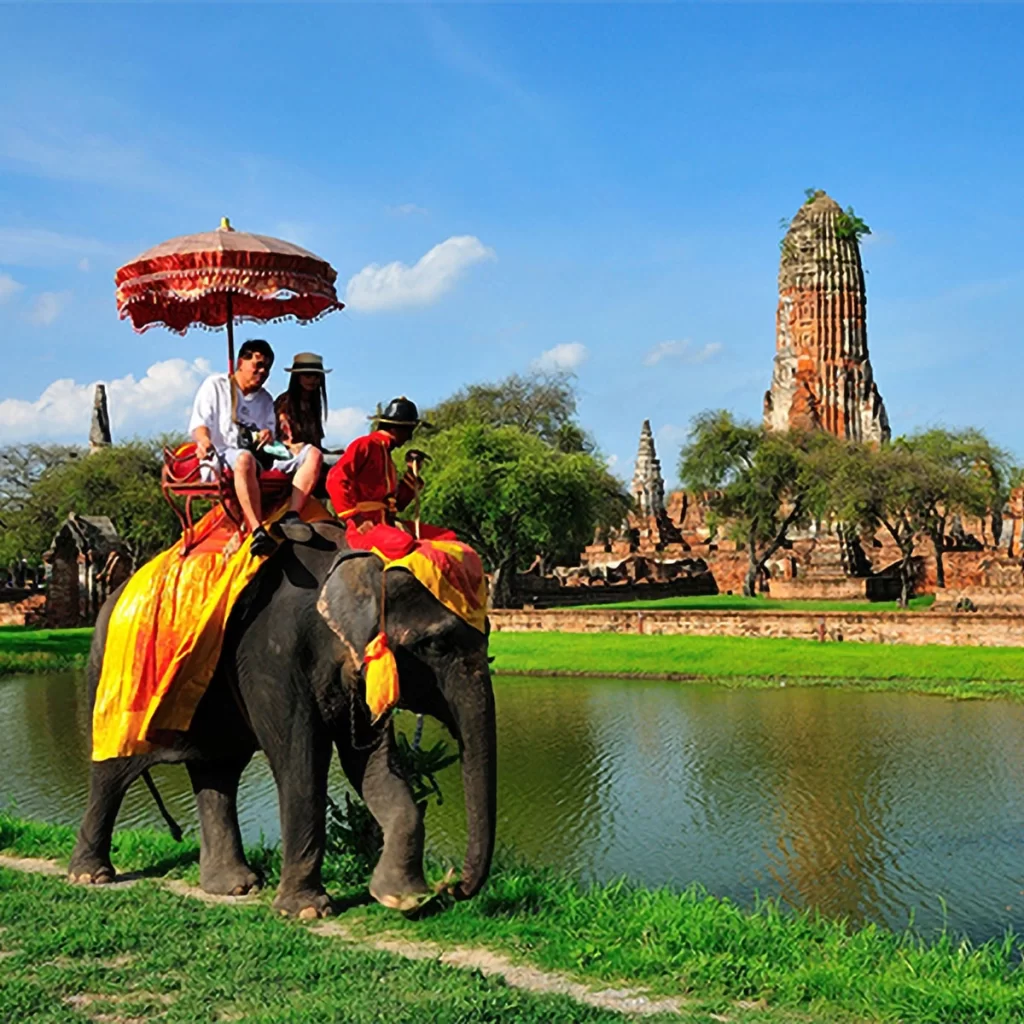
{"left": 220, "top": 217, "right": 234, "bottom": 231}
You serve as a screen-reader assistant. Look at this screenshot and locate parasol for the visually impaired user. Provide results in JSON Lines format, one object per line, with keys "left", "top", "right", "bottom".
{"left": 115, "top": 218, "right": 343, "bottom": 375}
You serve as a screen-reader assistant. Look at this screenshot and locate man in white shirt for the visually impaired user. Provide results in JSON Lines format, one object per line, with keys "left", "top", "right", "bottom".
{"left": 189, "top": 339, "right": 319, "bottom": 556}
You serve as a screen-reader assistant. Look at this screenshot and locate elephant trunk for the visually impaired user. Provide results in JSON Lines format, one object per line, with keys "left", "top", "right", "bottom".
{"left": 449, "top": 664, "right": 497, "bottom": 900}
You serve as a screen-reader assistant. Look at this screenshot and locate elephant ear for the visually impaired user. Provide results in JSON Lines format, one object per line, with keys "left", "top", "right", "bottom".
{"left": 316, "top": 551, "right": 384, "bottom": 677}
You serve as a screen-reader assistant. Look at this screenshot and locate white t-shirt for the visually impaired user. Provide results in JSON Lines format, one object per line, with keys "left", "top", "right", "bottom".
{"left": 188, "top": 373, "right": 275, "bottom": 454}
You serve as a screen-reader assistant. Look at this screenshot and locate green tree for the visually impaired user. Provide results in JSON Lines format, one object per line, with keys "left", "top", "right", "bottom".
{"left": 0, "top": 440, "right": 182, "bottom": 567}
{"left": 819, "top": 442, "right": 931, "bottom": 608}
{"left": 0, "top": 444, "right": 82, "bottom": 527}
{"left": 895, "top": 428, "right": 1009, "bottom": 588}
{"left": 417, "top": 423, "right": 625, "bottom": 607}
{"left": 423, "top": 371, "right": 592, "bottom": 454}
{"left": 678, "top": 411, "right": 825, "bottom": 597}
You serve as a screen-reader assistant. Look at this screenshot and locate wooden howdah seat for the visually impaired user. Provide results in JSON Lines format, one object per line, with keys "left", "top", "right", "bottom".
{"left": 162, "top": 442, "right": 291, "bottom": 554}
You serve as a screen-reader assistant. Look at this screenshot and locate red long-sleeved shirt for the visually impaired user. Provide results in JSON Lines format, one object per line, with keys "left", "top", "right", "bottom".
{"left": 325, "top": 431, "right": 418, "bottom": 525}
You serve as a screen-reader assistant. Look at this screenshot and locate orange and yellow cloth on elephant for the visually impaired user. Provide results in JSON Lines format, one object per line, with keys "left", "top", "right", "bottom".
{"left": 91, "top": 500, "right": 333, "bottom": 761}
{"left": 345, "top": 522, "right": 488, "bottom": 720}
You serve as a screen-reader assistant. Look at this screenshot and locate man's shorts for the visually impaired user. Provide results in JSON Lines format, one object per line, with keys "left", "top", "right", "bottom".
{"left": 200, "top": 444, "right": 314, "bottom": 482}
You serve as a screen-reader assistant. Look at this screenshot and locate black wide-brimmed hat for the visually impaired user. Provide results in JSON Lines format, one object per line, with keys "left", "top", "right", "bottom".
{"left": 285, "top": 352, "right": 332, "bottom": 374}
{"left": 372, "top": 396, "right": 431, "bottom": 428}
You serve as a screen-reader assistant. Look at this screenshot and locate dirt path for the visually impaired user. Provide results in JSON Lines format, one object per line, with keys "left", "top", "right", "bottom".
{"left": 0, "top": 854, "right": 688, "bottom": 1018}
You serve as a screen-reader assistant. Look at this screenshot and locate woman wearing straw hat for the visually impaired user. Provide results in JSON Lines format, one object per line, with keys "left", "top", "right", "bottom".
{"left": 270, "top": 352, "right": 330, "bottom": 532}
{"left": 275, "top": 352, "right": 331, "bottom": 455}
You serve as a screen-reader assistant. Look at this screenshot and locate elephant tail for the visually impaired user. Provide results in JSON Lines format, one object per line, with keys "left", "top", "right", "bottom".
{"left": 141, "top": 769, "right": 184, "bottom": 843}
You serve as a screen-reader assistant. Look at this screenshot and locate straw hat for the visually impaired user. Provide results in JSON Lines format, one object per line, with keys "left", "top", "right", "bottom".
{"left": 285, "top": 352, "right": 332, "bottom": 374}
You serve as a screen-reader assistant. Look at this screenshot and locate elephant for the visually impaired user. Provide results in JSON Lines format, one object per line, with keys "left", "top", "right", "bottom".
{"left": 68, "top": 521, "right": 496, "bottom": 917}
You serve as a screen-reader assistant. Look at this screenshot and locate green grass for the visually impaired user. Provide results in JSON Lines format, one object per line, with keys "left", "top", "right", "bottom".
{"left": 0, "top": 626, "right": 92, "bottom": 675}
{"left": 489, "top": 632, "right": 1024, "bottom": 699}
{"left": 0, "top": 871, "right": 649, "bottom": 1024}
{"left": 3, "top": 813, "right": 1024, "bottom": 1023}
{"left": 578, "top": 594, "right": 937, "bottom": 612}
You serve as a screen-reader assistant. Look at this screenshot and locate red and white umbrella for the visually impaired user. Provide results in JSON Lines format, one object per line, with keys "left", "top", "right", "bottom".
{"left": 115, "top": 218, "right": 343, "bottom": 372}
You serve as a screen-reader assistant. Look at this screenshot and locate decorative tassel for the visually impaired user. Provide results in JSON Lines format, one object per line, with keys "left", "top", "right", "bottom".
{"left": 364, "top": 632, "right": 399, "bottom": 721}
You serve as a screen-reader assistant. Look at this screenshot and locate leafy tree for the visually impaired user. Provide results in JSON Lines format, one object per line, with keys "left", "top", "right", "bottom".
{"left": 818, "top": 442, "right": 930, "bottom": 608}
{"left": 423, "top": 371, "right": 592, "bottom": 454}
{"left": 0, "top": 440, "right": 182, "bottom": 567}
{"left": 678, "top": 411, "right": 826, "bottom": 597}
{"left": 895, "top": 429, "right": 1009, "bottom": 588}
{"left": 0, "top": 444, "right": 83, "bottom": 528}
{"left": 417, "top": 423, "right": 625, "bottom": 607}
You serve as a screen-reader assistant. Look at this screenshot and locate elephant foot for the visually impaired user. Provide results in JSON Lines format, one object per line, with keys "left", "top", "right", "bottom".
{"left": 370, "top": 863, "right": 431, "bottom": 912}
{"left": 68, "top": 854, "right": 115, "bottom": 886}
{"left": 273, "top": 887, "right": 333, "bottom": 919}
{"left": 200, "top": 861, "right": 260, "bottom": 897}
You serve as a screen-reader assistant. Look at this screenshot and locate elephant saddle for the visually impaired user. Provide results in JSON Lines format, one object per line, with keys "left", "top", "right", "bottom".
{"left": 345, "top": 521, "right": 488, "bottom": 634}
{"left": 91, "top": 499, "right": 333, "bottom": 761}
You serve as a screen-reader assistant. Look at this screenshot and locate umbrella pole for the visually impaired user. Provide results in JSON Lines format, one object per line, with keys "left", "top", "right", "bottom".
{"left": 226, "top": 291, "right": 236, "bottom": 375}
{"left": 226, "top": 291, "right": 238, "bottom": 423}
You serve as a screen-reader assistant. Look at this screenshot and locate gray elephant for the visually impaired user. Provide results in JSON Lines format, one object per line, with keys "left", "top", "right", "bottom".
{"left": 69, "top": 522, "right": 496, "bottom": 916}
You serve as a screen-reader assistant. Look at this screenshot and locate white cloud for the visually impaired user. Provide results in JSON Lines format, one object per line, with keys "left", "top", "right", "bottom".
{"left": 643, "top": 340, "right": 723, "bottom": 367}
{"left": 0, "top": 227, "right": 114, "bottom": 268}
{"left": 387, "top": 203, "right": 428, "bottom": 217}
{"left": 533, "top": 342, "right": 588, "bottom": 373}
{"left": 344, "top": 235, "right": 495, "bottom": 313}
{"left": 27, "top": 291, "right": 71, "bottom": 327}
{"left": 325, "top": 406, "right": 369, "bottom": 445}
{"left": 0, "top": 273, "right": 24, "bottom": 304}
{"left": 0, "top": 357, "right": 212, "bottom": 443}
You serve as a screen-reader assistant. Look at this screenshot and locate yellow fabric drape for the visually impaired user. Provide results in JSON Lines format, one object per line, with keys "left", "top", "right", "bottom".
{"left": 92, "top": 501, "right": 332, "bottom": 761}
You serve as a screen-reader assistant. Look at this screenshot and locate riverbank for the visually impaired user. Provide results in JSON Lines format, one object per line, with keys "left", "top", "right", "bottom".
{"left": 6, "top": 628, "right": 1024, "bottom": 700}
{"left": 489, "top": 632, "right": 1024, "bottom": 699}
{"left": 0, "top": 625, "right": 91, "bottom": 674}
{"left": 2, "top": 814, "right": 1023, "bottom": 1023}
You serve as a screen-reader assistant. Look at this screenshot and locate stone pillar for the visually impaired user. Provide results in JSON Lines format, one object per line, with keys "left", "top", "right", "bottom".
{"left": 89, "top": 383, "right": 112, "bottom": 452}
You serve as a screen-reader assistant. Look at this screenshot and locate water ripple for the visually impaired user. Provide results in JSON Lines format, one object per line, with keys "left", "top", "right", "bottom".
{"left": 5, "top": 673, "right": 1024, "bottom": 942}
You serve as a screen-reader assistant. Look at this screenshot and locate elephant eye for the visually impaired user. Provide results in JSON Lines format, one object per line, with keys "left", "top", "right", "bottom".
{"left": 418, "top": 633, "right": 451, "bottom": 656}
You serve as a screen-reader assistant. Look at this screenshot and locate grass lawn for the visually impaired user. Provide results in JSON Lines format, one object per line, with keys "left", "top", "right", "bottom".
{"left": 577, "top": 594, "right": 937, "bottom": 612}
{"left": 489, "top": 631, "right": 1024, "bottom": 698}
{"left": 0, "top": 625, "right": 92, "bottom": 675}
{"left": 0, "top": 868, "right": 639, "bottom": 1024}
{"left": 3, "top": 814, "right": 1024, "bottom": 1023}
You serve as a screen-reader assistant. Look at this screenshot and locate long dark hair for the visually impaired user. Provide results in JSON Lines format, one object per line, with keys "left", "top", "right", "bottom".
{"left": 280, "top": 373, "right": 328, "bottom": 444}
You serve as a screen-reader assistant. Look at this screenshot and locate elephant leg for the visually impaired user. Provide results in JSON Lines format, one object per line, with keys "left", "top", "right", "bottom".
{"left": 340, "top": 726, "right": 429, "bottom": 911}
{"left": 69, "top": 758, "right": 145, "bottom": 884}
{"left": 187, "top": 757, "right": 259, "bottom": 896}
{"left": 269, "top": 735, "right": 333, "bottom": 918}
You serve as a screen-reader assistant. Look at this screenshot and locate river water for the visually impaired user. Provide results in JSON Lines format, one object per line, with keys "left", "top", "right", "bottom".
{"left": 3, "top": 671, "right": 1024, "bottom": 943}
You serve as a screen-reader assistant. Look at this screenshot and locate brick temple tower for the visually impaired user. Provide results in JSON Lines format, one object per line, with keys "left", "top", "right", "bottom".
{"left": 763, "top": 191, "right": 889, "bottom": 443}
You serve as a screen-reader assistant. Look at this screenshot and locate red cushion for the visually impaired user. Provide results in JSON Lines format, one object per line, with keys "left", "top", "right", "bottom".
{"left": 164, "top": 443, "right": 291, "bottom": 491}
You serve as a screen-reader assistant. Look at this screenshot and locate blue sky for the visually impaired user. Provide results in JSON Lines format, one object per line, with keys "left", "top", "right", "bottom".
{"left": 1, "top": 3, "right": 1022, "bottom": 482}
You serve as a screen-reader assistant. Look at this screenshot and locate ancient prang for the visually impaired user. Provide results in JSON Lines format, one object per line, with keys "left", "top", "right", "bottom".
{"left": 764, "top": 191, "right": 889, "bottom": 443}
{"left": 631, "top": 419, "right": 665, "bottom": 516}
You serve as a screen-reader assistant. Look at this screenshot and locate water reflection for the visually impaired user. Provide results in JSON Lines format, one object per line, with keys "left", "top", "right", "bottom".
{"left": 3, "top": 672, "right": 1024, "bottom": 943}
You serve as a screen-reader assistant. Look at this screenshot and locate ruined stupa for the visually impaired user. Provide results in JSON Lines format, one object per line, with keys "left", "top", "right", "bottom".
{"left": 89, "top": 384, "right": 112, "bottom": 452}
{"left": 631, "top": 420, "right": 666, "bottom": 516}
{"left": 764, "top": 191, "right": 890, "bottom": 443}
